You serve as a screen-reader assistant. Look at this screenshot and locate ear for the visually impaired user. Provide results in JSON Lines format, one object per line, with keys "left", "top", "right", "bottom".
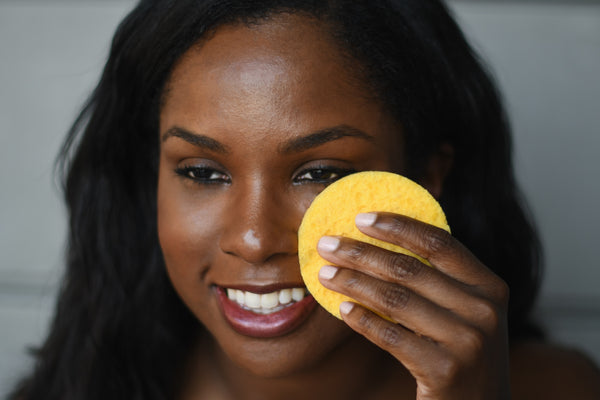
{"left": 421, "top": 142, "right": 454, "bottom": 199}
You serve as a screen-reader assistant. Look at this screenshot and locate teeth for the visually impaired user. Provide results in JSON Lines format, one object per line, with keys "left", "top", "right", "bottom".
{"left": 236, "top": 289, "right": 244, "bottom": 304}
{"left": 279, "top": 288, "right": 292, "bottom": 305}
{"left": 225, "top": 287, "right": 307, "bottom": 314}
{"left": 245, "top": 292, "right": 260, "bottom": 308}
{"left": 292, "top": 288, "right": 305, "bottom": 302}
{"left": 261, "top": 292, "right": 279, "bottom": 309}
{"left": 227, "top": 289, "right": 237, "bottom": 301}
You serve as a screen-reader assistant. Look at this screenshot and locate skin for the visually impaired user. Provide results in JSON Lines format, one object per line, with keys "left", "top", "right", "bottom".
{"left": 157, "top": 13, "right": 600, "bottom": 400}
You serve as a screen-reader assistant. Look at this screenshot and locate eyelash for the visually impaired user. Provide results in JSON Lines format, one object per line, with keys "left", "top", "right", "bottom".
{"left": 174, "top": 165, "right": 231, "bottom": 184}
{"left": 174, "top": 165, "right": 356, "bottom": 185}
{"left": 293, "top": 166, "right": 356, "bottom": 185}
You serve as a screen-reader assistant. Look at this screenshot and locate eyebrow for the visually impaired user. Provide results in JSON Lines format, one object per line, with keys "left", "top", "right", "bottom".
{"left": 161, "top": 124, "right": 375, "bottom": 155}
{"left": 279, "top": 125, "right": 375, "bottom": 154}
{"left": 161, "top": 126, "right": 229, "bottom": 154}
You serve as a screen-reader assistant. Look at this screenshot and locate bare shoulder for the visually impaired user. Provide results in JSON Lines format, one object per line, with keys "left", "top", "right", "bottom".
{"left": 510, "top": 341, "right": 600, "bottom": 400}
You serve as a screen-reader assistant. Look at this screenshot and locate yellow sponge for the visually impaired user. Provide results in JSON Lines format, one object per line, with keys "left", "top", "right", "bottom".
{"left": 298, "top": 171, "right": 450, "bottom": 319}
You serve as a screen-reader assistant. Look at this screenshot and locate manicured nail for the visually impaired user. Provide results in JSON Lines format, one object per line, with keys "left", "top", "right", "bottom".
{"left": 355, "top": 212, "right": 377, "bottom": 227}
{"left": 318, "top": 236, "right": 340, "bottom": 252}
{"left": 340, "top": 301, "right": 355, "bottom": 315}
{"left": 319, "top": 265, "right": 338, "bottom": 280}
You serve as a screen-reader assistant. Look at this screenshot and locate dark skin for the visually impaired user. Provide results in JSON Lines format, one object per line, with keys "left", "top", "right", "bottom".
{"left": 157, "top": 14, "right": 600, "bottom": 400}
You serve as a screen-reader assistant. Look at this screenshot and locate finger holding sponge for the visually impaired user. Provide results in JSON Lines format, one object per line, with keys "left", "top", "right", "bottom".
{"left": 298, "top": 171, "right": 450, "bottom": 319}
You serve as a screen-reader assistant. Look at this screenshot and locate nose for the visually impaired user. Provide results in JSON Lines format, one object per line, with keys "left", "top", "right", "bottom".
{"left": 219, "top": 179, "right": 298, "bottom": 264}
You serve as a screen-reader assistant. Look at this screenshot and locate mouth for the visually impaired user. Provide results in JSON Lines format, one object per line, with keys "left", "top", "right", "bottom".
{"left": 225, "top": 287, "right": 309, "bottom": 314}
{"left": 215, "top": 285, "right": 317, "bottom": 338}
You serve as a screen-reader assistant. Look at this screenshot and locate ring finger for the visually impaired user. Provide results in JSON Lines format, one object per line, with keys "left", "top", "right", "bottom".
{"left": 318, "top": 264, "right": 465, "bottom": 344}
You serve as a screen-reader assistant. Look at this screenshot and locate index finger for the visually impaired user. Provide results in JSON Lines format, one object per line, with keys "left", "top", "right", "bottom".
{"left": 354, "top": 212, "right": 498, "bottom": 288}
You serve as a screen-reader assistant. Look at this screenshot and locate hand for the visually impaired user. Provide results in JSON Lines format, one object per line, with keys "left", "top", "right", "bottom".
{"left": 316, "top": 212, "right": 511, "bottom": 400}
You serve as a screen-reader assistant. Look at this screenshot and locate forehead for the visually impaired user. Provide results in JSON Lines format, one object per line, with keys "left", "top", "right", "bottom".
{"left": 160, "top": 13, "right": 395, "bottom": 149}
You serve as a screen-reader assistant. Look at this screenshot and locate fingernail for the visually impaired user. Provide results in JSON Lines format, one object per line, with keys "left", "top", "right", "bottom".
{"left": 318, "top": 236, "right": 340, "bottom": 252}
{"left": 319, "top": 265, "right": 338, "bottom": 280}
{"left": 355, "top": 212, "right": 377, "bottom": 227}
{"left": 340, "top": 301, "right": 355, "bottom": 315}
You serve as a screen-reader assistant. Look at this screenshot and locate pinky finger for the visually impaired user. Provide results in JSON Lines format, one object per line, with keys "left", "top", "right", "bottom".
{"left": 340, "top": 301, "right": 445, "bottom": 372}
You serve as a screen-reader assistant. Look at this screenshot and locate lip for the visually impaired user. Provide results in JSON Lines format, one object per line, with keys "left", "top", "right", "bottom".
{"left": 215, "top": 286, "right": 317, "bottom": 338}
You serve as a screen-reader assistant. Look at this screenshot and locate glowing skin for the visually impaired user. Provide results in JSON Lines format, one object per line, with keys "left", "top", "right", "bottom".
{"left": 157, "top": 14, "right": 405, "bottom": 391}
{"left": 154, "top": 13, "right": 590, "bottom": 400}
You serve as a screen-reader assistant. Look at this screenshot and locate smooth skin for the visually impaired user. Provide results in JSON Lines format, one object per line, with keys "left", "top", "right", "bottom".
{"left": 318, "top": 212, "right": 511, "bottom": 399}
{"left": 157, "top": 13, "right": 600, "bottom": 400}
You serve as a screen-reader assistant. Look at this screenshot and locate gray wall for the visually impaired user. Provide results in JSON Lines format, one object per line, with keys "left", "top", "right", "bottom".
{"left": 1, "top": 0, "right": 599, "bottom": 395}
{"left": 449, "top": 0, "right": 600, "bottom": 361}
{"left": 0, "top": 1, "right": 138, "bottom": 393}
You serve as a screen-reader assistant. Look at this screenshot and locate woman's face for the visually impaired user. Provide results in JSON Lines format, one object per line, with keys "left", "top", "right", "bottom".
{"left": 158, "top": 14, "right": 403, "bottom": 377}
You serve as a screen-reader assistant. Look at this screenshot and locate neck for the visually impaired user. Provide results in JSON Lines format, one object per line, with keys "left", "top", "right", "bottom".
{"left": 185, "top": 332, "right": 413, "bottom": 400}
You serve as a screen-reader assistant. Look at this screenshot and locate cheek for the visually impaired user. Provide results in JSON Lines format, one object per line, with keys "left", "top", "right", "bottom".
{"left": 157, "top": 182, "right": 223, "bottom": 283}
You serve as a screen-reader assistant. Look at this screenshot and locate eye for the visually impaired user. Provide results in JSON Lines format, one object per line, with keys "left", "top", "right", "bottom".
{"left": 294, "top": 167, "right": 355, "bottom": 185}
{"left": 175, "top": 165, "right": 230, "bottom": 184}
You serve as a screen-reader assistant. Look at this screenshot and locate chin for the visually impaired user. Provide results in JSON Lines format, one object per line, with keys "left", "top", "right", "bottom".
{"left": 211, "top": 307, "right": 353, "bottom": 379}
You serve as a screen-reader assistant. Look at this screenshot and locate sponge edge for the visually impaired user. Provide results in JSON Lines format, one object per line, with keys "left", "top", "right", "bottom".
{"left": 298, "top": 171, "right": 450, "bottom": 320}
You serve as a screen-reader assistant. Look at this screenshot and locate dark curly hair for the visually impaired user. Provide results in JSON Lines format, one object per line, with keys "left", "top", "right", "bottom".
{"left": 11, "top": 1, "right": 542, "bottom": 399}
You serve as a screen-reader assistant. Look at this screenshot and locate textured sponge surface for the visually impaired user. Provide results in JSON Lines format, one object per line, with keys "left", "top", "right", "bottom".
{"left": 298, "top": 171, "right": 450, "bottom": 319}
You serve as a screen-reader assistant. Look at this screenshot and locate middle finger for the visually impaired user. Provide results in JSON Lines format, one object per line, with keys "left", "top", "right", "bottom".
{"left": 317, "top": 235, "right": 480, "bottom": 317}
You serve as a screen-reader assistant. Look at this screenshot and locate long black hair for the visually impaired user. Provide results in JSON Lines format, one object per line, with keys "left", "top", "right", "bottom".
{"left": 11, "top": 1, "right": 542, "bottom": 399}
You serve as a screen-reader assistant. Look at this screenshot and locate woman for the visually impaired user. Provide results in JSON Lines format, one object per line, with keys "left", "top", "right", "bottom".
{"left": 11, "top": 0, "right": 600, "bottom": 399}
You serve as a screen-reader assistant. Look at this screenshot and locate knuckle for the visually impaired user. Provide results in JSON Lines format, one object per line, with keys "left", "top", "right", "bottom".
{"left": 436, "top": 357, "right": 461, "bottom": 384}
{"left": 493, "top": 278, "right": 510, "bottom": 305}
{"left": 380, "top": 325, "right": 402, "bottom": 348}
{"left": 380, "top": 284, "right": 411, "bottom": 311}
{"left": 474, "top": 299, "right": 502, "bottom": 330}
{"left": 357, "top": 309, "right": 375, "bottom": 331}
{"left": 458, "top": 326, "right": 486, "bottom": 354}
{"left": 423, "top": 228, "right": 454, "bottom": 255}
{"left": 388, "top": 216, "right": 411, "bottom": 237}
{"left": 388, "top": 254, "right": 423, "bottom": 281}
{"left": 344, "top": 275, "right": 362, "bottom": 291}
{"left": 344, "top": 241, "right": 368, "bottom": 262}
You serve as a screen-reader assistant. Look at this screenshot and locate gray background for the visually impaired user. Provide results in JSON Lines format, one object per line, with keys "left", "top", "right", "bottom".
{"left": 1, "top": 0, "right": 599, "bottom": 395}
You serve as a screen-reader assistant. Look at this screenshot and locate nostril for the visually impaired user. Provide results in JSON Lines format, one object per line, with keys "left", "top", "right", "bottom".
{"left": 218, "top": 204, "right": 298, "bottom": 263}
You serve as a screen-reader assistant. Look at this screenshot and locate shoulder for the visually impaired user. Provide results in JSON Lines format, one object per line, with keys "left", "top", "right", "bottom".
{"left": 510, "top": 341, "right": 600, "bottom": 400}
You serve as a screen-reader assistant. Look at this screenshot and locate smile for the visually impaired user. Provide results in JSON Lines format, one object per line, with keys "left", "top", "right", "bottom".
{"left": 216, "top": 286, "right": 317, "bottom": 338}
{"left": 226, "top": 287, "right": 309, "bottom": 315}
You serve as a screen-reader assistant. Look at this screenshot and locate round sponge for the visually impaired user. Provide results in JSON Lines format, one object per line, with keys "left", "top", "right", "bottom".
{"left": 298, "top": 171, "right": 450, "bottom": 319}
